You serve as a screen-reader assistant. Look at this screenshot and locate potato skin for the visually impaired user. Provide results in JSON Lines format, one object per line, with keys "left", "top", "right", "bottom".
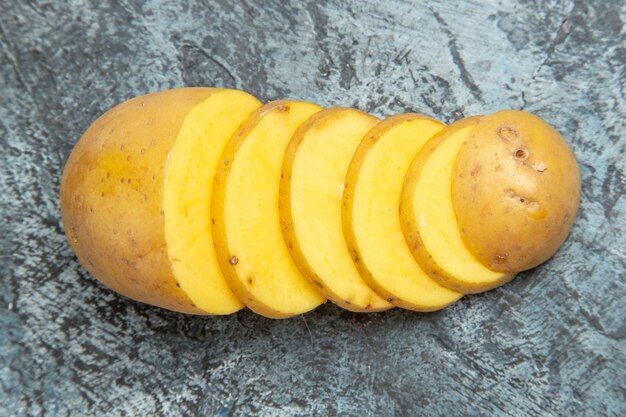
{"left": 452, "top": 110, "right": 581, "bottom": 272}
{"left": 60, "top": 88, "right": 217, "bottom": 313}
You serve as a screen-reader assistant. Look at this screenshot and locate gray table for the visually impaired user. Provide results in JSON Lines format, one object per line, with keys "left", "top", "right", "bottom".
{"left": 1, "top": 1, "right": 624, "bottom": 416}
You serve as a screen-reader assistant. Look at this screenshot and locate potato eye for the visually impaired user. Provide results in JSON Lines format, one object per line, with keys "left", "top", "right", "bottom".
{"left": 514, "top": 147, "right": 529, "bottom": 160}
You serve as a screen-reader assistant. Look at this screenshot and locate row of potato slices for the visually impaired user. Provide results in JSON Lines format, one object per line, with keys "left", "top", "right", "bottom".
{"left": 61, "top": 88, "right": 578, "bottom": 318}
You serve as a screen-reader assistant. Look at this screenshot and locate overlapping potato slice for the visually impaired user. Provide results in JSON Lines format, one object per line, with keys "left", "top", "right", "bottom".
{"left": 343, "top": 115, "right": 462, "bottom": 310}
{"left": 400, "top": 118, "right": 515, "bottom": 293}
{"left": 163, "top": 89, "right": 262, "bottom": 314}
{"left": 280, "top": 108, "right": 392, "bottom": 312}
{"left": 212, "top": 101, "right": 326, "bottom": 318}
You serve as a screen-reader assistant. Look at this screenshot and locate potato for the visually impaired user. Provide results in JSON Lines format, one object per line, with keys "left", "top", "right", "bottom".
{"left": 400, "top": 118, "right": 515, "bottom": 293}
{"left": 452, "top": 110, "right": 581, "bottom": 272}
{"left": 343, "top": 114, "right": 462, "bottom": 310}
{"left": 60, "top": 88, "right": 261, "bottom": 314}
{"left": 212, "top": 101, "right": 326, "bottom": 318}
{"left": 279, "top": 108, "right": 391, "bottom": 312}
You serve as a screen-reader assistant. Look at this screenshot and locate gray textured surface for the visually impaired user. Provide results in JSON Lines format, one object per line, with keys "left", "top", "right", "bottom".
{"left": 1, "top": 0, "right": 625, "bottom": 416}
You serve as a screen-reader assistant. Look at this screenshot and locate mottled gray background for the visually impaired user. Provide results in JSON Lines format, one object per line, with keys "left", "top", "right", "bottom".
{"left": 1, "top": 0, "right": 624, "bottom": 416}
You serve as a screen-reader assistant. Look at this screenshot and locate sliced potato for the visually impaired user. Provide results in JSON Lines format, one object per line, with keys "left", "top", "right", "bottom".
{"left": 163, "top": 90, "right": 263, "bottom": 314}
{"left": 279, "top": 108, "right": 392, "bottom": 312}
{"left": 452, "top": 110, "right": 581, "bottom": 272}
{"left": 400, "top": 118, "right": 515, "bottom": 293}
{"left": 343, "top": 115, "right": 462, "bottom": 310}
{"left": 212, "top": 101, "right": 326, "bottom": 318}
{"left": 61, "top": 88, "right": 261, "bottom": 313}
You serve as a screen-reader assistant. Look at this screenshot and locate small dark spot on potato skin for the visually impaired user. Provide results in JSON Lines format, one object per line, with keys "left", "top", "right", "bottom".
{"left": 470, "top": 165, "right": 481, "bottom": 176}
{"left": 278, "top": 105, "right": 290, "bottom": 112}
{"left": 365, "top": 303, "right": 372, "bottom": 309}
{"left": 223, "top": 159, "right": 230, "bottom": 166}
{"left": 494, "top": 253, "right": 508, "bottom": 264}
{"left": 387, "top": 297, "right": 397, "bottom": 303}
{"left": 120, "top": 177, "right": 125, "bottom": 183}
{"left": 514, "top": 147, "right": 529, "bottom": 161}
{"left": 101, "top": 192, "right": 105, "bottom": 197}
{"left": 248, "top": 277, "right": 253, "bottom": 285}
{"left": 175, "top": 282, "right": 180, "bottom": 288}
{"left": 288, "top": 242, "right": 293, "bottom": 250}
{"left": 229, "top": 256, "right": 239, "bottom": 265}
{"left": 211, "top": 218, "right": 215, "bottom": 225}
{"left": 313, "top": 281, "right": 324, "bottom": 289}
{"left": 345, "top": 300, "right": 351, "bottom": 305}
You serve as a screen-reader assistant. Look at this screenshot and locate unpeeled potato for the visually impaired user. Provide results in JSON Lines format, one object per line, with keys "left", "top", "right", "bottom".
{"left": 452, "top": 110, "right": 581, "bottom": 272}
{"left": 60, "top": 88, "right": 262, "bottom": 314}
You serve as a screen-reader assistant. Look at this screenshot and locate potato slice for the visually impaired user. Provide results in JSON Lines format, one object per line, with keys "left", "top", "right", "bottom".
{"left": 163, "top": 90, "right": 263, "bottom": 314}
{"left": 61, "top": 88, "right": 261, "bottom": 313}
{"left": 400, "top": 118, "right": 515, "bottom": 293}
{"left": 343, "top": 115, "right": 462, "bottom": 310}
{"left": 452, "top": 110, "right": 581, "bottom": 272}
{"left": 212, "top": 101, "right": 326, "bottom": 318}
{"left": 279, "top": 108, "right": 392, "bottom": 312}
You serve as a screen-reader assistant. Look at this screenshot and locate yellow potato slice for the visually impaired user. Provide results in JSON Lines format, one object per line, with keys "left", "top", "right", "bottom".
{"left": 400, "top": 118, "right": 515, "bottom": 293}
{"left": 343, "top": 114, "right": 462, "bottom": 311}
{"left": 212, "top": 101, "right": 326, "bottom": 318}
{"left": 163, "top": 89, "right": 262, "bottom": 314}
{"left": 280, "top": 108, "right": 392, "bottom": 312}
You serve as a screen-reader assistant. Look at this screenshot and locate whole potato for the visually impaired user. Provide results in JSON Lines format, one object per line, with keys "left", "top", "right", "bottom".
{"left": 60, "top": 88, "right": 261, "bottom": 313}
{"left": 452, "top": 110, "right": 581, "bottom": 272}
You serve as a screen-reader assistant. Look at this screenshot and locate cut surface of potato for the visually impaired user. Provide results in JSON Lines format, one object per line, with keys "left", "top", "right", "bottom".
{"left": 163, "top": 89, "right": 262, "bottom": 314}
{"left": 343, "top": 114, "right": 462, "bottom": 310}
{"left": 452, "top": 110, "right": 581, "bottom": 272}
{"left": 280, "top": 108, "right": 391, "bottom": 312}
{"left": 212, "top": 101, "right": 326, "bottom": 318}
{"left": 401, "top": 118, "right": 515, "bottom": 294}
{"left": 61, "top": 88, "right": 261, "bottom": 314}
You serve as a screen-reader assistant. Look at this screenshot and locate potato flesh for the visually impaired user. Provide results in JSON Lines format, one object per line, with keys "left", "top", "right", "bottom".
{"left": 163, "top": 90, "right": 261, "bottom": 314}
{"left": 452, "top": 110, "right": 581, "bottom": 272}
{"left": 402, "top": 121, "right": 513, "bottom": 293}
{"left": 212, "top": 101, "right": 326, "bottom": 318}
{"left": 280, "top": 108, "right": 391, "bottom": 312}
{"left": 344, "top": 115, "right": 462, "bottom": 310}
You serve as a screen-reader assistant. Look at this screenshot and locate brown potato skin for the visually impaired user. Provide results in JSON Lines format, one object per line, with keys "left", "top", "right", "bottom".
{"left": 60, "top": 88, "right": 218, "bottom": 314}
{"left": 452, "top": 110, "right": 581, "bottom": 272}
